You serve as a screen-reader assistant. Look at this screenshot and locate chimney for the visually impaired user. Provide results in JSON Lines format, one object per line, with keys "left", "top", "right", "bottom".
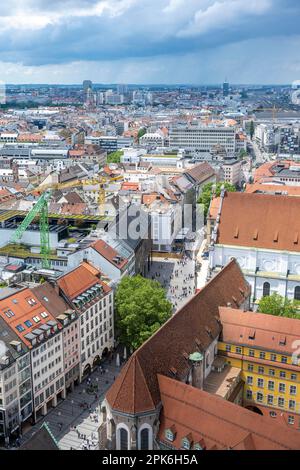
{"left": 189, "top": 352, "right": 204, "bottom": 390}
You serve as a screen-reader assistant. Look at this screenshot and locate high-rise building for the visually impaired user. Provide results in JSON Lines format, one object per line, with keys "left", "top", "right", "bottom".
{"left": 117, "top": 84, "right": 128, "bottom": 95}
{"left": 223, "top": 80, "right": 229, "bottom": 97}
{"left": 83, "top": 80, "right": 92, "bottom": 93}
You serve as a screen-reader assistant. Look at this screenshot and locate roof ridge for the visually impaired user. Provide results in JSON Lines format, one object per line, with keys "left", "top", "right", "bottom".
{"left": 134, "top": 355, "right": 156, "bottom": 412}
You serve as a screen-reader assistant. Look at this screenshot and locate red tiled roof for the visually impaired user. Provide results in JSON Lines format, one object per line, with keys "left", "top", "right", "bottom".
{"left": 57, "top": 264, "right": 110, "bottom": 300}
{"left": 92, "top": 239, "right": 128, "bottom": 269}
{"left": 217, "top": 192, "right": 300, "bottom": 252}
{"left": 0, "top": 288, "right": 61, "bottom": 347}
{"left": 219, "top": 306, "right": 300, "bottom": 355}
{"left": 121, "top": 182, "right": 140, "bottom": 191}
{"left": 245, "top": 183, "right": 300, "bottom": 196}
{"left": 106, "top": 260, "right": 250, "bottom": 414}
{"left": 157, "top": 375, "right": 300, "bottom": 450}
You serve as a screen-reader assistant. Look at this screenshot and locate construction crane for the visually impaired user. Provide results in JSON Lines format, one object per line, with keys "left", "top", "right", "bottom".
{"left": 36, "top": 174, "right": 123, "bottom": 215}
{"left": 254, "top": 105, "right": 278, "bottom": 122}
{"left": 10, "top": 190, "right": 52, "bottom": 269}
{"left": 8, "top": 174, "right": 123, "bottom": 268}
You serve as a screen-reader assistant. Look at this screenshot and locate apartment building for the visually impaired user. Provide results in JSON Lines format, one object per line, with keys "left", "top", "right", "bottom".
{"left": 33, "top": 282, "right": 80, "bottom": 393}
{"left": 0, "top": 287, "right": 65, "bottom": 424}
{"left": 221, "top": 158, "right": 242, "bottom": 186}
{"left": 169, "top": 125, "right": 236, "bottom": 156}
{"left": 218, "top": 307, "right": 300, "bottom": 427}
{"left": 57, "top": 264, "right": 114, "bottom": 380}
{"left": 0, "top": 315, "right": 32, "bottom": 446}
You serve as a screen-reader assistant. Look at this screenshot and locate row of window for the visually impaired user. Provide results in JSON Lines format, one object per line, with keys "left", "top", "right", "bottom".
{"left": 263, "top": 282, "right": 300, "bottom": 300}
{"left": 246, "top": 390, "right": 297, "bottom": 410}
{"left": 226, "top": 344, "right": 292, "bottom": 364}
{"left": 246, "top": 377, "right": 297, "bottom": 394}
{"left": 246, "top": 363, "right": 297, "bottom": 380}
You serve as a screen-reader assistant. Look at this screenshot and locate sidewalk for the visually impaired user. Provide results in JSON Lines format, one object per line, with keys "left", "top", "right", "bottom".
{"left": 19, "top": 359, "right": 122, "bottom": 451}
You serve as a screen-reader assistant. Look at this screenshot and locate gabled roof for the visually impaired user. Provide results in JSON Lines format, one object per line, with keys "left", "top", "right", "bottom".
{"left": 184, "top": 162, "right": 215, "bottom": 185}
{"left": 219, "top": 306, "right": 300, "bottom": 355}
{"left": 92, "top": 239, "right": 128, "bottom": 270}
{"left": 0, "top": 287, "right": 61, "bottom": 348}
{"left": 57, "top": 264, "right": 110, "bottom": 300}
{"left": 106, "top": 355, "right": 156, "bottom": 414}
{"left": 21, "top": 423, "right": 60, "bottom": 450}
{"left": 216, "top": 192, "right": 300, "bottom": 252}
{"left": 106, "top": 260, "right": 250, "bottom": 414}
{"left": 157, "top": 375, "right": 300, "bottom": 450}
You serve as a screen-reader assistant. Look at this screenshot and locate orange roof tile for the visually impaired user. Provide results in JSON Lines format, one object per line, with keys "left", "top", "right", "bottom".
{"left": 217, "top": 192, "right": 300, "bottom": 252}
{"left": 58, "top": 264, "right": 110, "bottom": 300}
{"left": 92, "top": 239, "right": 128, "bottom": 269}
{"left": 157, "top": 375, "right": 300, "bottom": 450}
{"left": 0, "top": 288, "right": 61, "bottom": 347}
{"left": 219, "top": 306, "right": 300, "bottom": 355}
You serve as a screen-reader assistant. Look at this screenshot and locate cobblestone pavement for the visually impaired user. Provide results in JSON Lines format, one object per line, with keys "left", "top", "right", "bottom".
{"left": 148, "top": 255, "right": 196, "bottom": 312}
{"left": 19, "top": 359, "right": 123, "bottom": 451}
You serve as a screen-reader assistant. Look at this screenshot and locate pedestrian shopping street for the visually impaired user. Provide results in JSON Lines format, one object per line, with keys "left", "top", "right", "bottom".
{"left": 148, "top": 255, "right": 196, "bottom": 312}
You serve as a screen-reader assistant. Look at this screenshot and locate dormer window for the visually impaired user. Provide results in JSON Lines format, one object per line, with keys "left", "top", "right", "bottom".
{"left": 193, "top": 442, "right": 203, "bottom": 450}
{"left": 181, "top": 436, "right": 192, "bottom": 450}
{"left": 16, "top": 324, "right": 25, "bottom": 332}
{"left": 165, "top": 428, "right": 175, "bottom": 442}
{"left": 33, "top": 316, "right": 40, "bottom": 323}
{"left": 40, "top": 312, "right": 48, "bottom": 319}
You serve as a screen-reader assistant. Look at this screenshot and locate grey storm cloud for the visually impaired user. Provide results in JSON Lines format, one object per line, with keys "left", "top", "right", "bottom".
{"left": 0, "top": 0, "right": 299, "bottom": 84}
{"left": 0, "top": 0, "right": 299, "bottom": 66}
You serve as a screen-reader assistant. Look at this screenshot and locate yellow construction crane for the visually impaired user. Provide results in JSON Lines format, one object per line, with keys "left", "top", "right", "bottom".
{"left": 35, "top": 174, "right": 123, "bottom": 215}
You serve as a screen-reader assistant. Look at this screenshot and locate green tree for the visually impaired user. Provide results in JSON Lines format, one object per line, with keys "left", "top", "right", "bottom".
{"left": 198, "top": 181, "right": 236, "bottom": 218}
{"left": 137, "top": 127, "right": 147, "bottom": 140}
{"left": 250, "top": 120, "right": 255, "bottom": 140}
{"left": 107, "top": 150, "right": 123, "bottom": 164}
{"left": 258, "top": 293, "right": 300, "bottom": 318}
{"left": 239, "top": 149, "right": 248, "bottom": 159}
{"left": 115, "top": 275, "right": 172, "bottom": 350}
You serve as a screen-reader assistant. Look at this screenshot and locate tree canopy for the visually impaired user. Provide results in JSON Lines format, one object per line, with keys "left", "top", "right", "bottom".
{"left": 258, "top": 293, "right": 300, "bottom": 318}
{"left": 107, "top": 150, "right": 123, "bottom": 164}
{"left": 115, "top": 275, "right": 173, "bottom": 350}
{"left": 198, "top": 181, "right": 236, "bottom": 218}
{"left": 137, "top": 127, "right": 147, "bottom": 140}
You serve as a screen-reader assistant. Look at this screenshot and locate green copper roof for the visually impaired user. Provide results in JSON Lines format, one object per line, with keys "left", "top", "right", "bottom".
{"left": 189, "top": 352, "right": 203, "bottom": 362}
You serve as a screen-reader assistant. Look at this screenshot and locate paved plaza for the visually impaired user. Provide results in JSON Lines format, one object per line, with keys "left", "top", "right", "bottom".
{"left": 148, "top": 255, "right": 196, "bottom": 312}
{"left": 18, "top": 359, "right": 123, "bottom": 450}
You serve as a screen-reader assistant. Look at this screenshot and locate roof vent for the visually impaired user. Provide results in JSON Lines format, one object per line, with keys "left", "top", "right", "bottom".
{"left": 294, "top": 233, "right": 298, "bottom": 245}
{"left": 234, "top": 227, "right": 239, "bottom": 239}
{"left": 273, "top": 231, "right": 278, "bottom": 242}
{"left": 248, "top": 329, "right": 256, "bottom": 340}
{"left": 253, "top": 229, "right": 258, "bottom": 240}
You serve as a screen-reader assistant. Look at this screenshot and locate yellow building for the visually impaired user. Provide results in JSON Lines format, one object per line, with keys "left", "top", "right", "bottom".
{"left": 217, "top": 306, "right": 300, "bottom": 428}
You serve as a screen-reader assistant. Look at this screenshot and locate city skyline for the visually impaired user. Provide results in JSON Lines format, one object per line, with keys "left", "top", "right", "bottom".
{"left": 0, "top": 0, "right": 299, "bottom": 84}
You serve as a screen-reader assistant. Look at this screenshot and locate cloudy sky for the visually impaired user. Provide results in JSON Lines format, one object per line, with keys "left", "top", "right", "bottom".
{"left": 1, "top": 0, "right": 300, "bottom": 84}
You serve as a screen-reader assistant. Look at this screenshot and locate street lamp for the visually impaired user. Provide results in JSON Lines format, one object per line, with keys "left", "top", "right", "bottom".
{"left": 71, "top": 400, "right": 74, "bottom": 416}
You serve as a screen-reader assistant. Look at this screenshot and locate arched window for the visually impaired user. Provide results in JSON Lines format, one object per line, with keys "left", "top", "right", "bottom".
{"left": 263, "top": 282, "right": 270, "bottom": 297}
{"left": 294, "top": 286, "right": 300, "bottom": 301}
{"left": 140, "top": 428, "right": 149, "bottom": 450}
{"left": 119, "top": 428, "right": 128, "bottom": 450}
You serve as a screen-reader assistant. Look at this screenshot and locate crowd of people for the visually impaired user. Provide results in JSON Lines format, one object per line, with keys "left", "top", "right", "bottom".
{"left": 150, "top": 255, "right": 196, "bottom": 311}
